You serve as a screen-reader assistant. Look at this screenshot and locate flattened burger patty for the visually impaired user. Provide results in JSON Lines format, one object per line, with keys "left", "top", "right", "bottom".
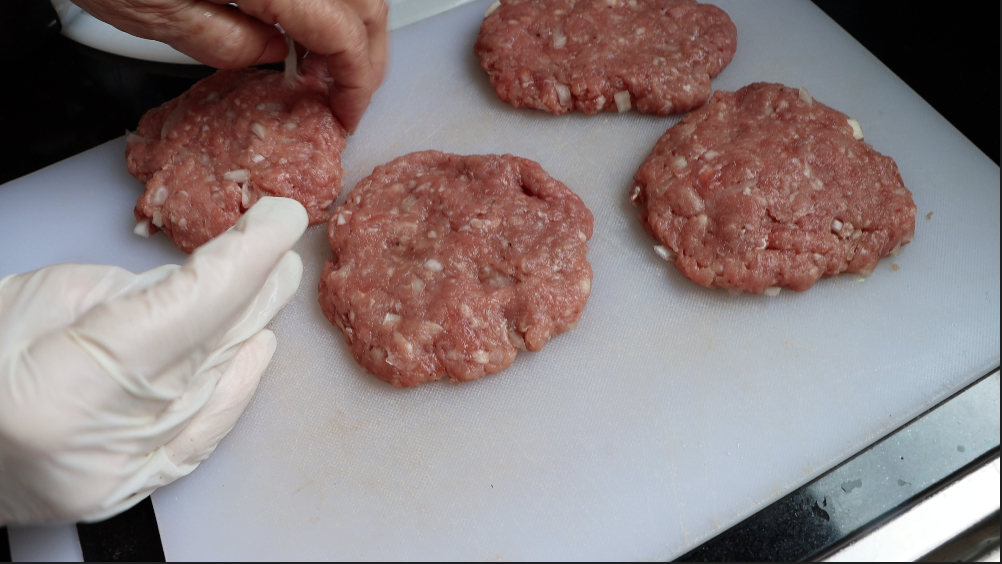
{"left": 632, "top": 82, "right": 917, "bottom": 294}
{"left": 320, "top": 151, "right": 594, "bottom": 388}
{"left": 474, "top": 0, "right": 737, "bottom": 115}
{"left": 126, "top": 67, "right": 346, "bottom": 253}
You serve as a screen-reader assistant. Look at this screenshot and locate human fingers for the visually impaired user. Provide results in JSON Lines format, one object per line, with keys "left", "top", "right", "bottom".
{"left": 234, "top": 0, "right": 384, "bottom": 132}
{"left": 74, "top": 329, "right": 276, "bottom": 523}
{"left": 341, "top": 0, "right": 389, "bottom": 87}
{"left": 0, "top": 264, "right": 176, "bottom": 346}
{"left": 114, "top": 249, "right": 293, "bottom": 450}
{"left": 325, "top": 0, "right": 389, "bottom": 132}
{"left": 66, "top": 197, "right": 307, "bottom": 399}
{"left": 164, "top": 329, "right": 276, "bottom": 471}
{"left": 137, "top": 248, "right": 300, "bottom": 435}
{"left": 69, "top": 0, "right": 289, "bottom": 68}
{"left": 13, "top": 248, "right": 299, "bottom": 455}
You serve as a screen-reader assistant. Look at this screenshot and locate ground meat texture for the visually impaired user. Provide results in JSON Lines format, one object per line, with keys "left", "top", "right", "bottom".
{"left": 320, "top": 152, "right": 594, "bottom": 388}
{"left": 126, "top": 68, "right": 346, "bottom": 253}
{"left": 632, "top": 82, "right": 917, "bottom": 294}
{"left": 474, "top": 0, "right": 737, "bottom": 115}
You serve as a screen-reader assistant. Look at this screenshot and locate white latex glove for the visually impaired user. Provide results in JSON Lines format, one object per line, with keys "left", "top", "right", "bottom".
{"left": 0, "top": 197, "right": 308, "bottom": 525}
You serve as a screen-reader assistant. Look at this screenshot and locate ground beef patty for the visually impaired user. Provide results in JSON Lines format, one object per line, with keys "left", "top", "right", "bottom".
{"left": 320, "top": 151, "right": 594, "bottom": 388}
{"left": 126, "top": 65, "right": 346, "bottom": 253}
{"left": 632, "top": 82, "right": 917, "bottom": 294}
{"left": 474, "top": 0, "right": 737, "bottom": 115}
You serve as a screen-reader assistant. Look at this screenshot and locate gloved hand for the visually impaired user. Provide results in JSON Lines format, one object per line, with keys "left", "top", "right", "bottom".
{"left": 0, "top": 197, "right": 308, "bottom": 525}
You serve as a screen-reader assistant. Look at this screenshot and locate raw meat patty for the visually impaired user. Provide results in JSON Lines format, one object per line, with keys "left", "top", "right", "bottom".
{"left": 632, "top": 82, "right": 917, "bottom": 294}
{"left": 474, "top": 0, "right": 737, "bottom": 115}
{"left": 126, "top": 66, "right": 346, "bottom": 253}
{"left": 319, "top": 151, "right": 594, "bottom": 388}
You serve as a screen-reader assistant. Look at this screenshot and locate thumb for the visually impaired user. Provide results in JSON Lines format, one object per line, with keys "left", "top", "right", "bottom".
{"left": 67, "top": 197, "right": 306, "bottom": 400}
{"left": 163, "top": 329, "right": 276, "bottom": 472}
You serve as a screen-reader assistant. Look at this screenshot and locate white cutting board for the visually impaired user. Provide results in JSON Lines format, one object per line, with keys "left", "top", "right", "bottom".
{"left": 0, "top": 0, "right": 998, "bottom": 560}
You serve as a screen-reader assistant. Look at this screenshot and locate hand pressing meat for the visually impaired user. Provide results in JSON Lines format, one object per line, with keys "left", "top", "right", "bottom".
{"left": 67, "top": 0, "right": 388, "bottom": 132}
{"left": 127, "top": 43, "right": 348, "bottom": 253}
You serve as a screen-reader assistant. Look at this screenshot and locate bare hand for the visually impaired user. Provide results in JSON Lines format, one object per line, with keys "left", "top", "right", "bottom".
{"left": 70, "top": 0, "right": 388, "bottom": 132}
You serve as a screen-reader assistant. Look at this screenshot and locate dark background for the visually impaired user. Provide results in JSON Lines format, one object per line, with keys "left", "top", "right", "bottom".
{"left": 0, "top": 0, "right": 998, "bottom": 187}
{"left": 0, "top": 0, "right": 999, "bottom": 561}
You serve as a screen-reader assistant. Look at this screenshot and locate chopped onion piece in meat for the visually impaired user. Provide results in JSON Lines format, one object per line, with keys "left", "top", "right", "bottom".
{"left": 400, "top": 195, "right": 418, "bottom": 211}
{"left": 552, "top": 31, "right": 567, "bottom": 49}
{"left": 630, "top": 185, "right": 642, "bottom": 204}
{"left": 151, "top": 185, "right": 168, "bottom": 206}
{"left": 251, "top": 122, "right": 267, "bottom": 140}
{"left": 223, "top": 169, "right": 251, "bottom": 182}
{"left": 424, "top": 258, "right": 444, "bottom": 272}
{"left": 764, "top": 287, "right": 781, "bottom": 297}
{"left": 847, "top": 118, "right": 864, "bottom": 140}
{"left": 484, "top": 0, "right": 500, "bottom": 17}
{"left": 134, "top": 219, "right": 151, "bottom": 238}
{"left": 411, "top": 276, "right": 426, "bottom": 293}
{"left": 125, "top": 130, "right": 152, "bottom": 144}
{"left": 614, "top": 90, "right": 632, "bottom": 113}
{"left": 507, "top": 330, "right": 526, "bottom": 350}
{"left": 798, "top": 86, "right": 813, "bottom": 106}
{"left": 555, "top": 83, "right": 571, "bottom": 106}
{"left": 653, "top": 245, "right": 677, "bottom": 262}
